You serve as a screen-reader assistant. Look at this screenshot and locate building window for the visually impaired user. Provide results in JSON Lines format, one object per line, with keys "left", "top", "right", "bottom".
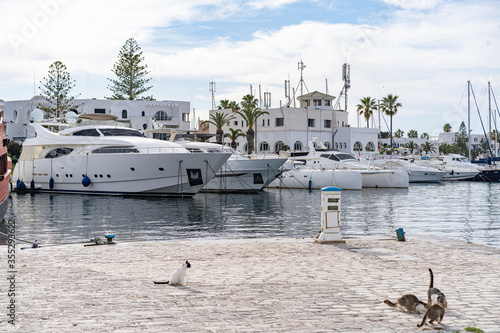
{"left": 154, "top": 110, "right": 171, "bottom": 121}
{"left": 275, "top": 118, "right": 284, "bottom": 127}
{"left": 259, "top": 141, "right": 270, "bottom": 152}
{"left": 262, "top": 119, "right": 265, "bottom": 126}
{"left": 313, "top": 99, "right": 321, "bottom": 106}
{"left": 122, "top": 110, "right": 128, "bottom": 119}
{"left": 335, "top": 142, "right": 339, "bottom": 149}
{"left": 143, "top": 124, "right": 147, "bottom": 130}
{"left": 141, "top": 111, "right": 145, "bottom": 117}
{"left": 325, "top": 100, "right": 331, "bottom": 106}
{"left": 354, "top": 141, "right": 363, "bottom": 151}
{"left": 365, "top": 142, "right": 375, "bottom": 151}
{"left": 308, "top": 119, "right": 315, "bottom": 127}
{"left": 324, "top": 142, "right": 331, "bottom": 149}
{"left": 294, "top": 141, "right": 303, "bottom": 151}
{"left": 153, "top": 132, "right": 168, "bottom": 140}
{"left": 267, "top": 119, "right": 270, "bottom": 126}
{"left": 234, "top": 121, "right": 238, "bottom": 126}
{"left": 274, "top": 141, "right": 285, "bottom": 153}
{"left": 324, "top": 119, "right": 331, "bottom": 128}
{"left": 182, "top": 113, "right": 190, "bottom": 122}
{"left": 94, "top": 108, "right": 105, "bottom": 114}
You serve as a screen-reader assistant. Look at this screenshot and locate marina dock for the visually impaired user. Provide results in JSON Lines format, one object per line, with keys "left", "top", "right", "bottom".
{"left": 3, "top": 235, "right": 500, "bottom": 332}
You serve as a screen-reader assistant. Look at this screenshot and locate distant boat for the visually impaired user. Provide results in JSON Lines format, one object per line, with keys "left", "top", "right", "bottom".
{"left": 288, "top": 139, "right": 409, "bottom": 188}
{"left": 11, "top": 115, "right": 231, "bottom": 196}
{"left": 270, "top": 162, "right": 362, "bottom": 190}
{"left": 0, "top": 116, "right": 11, "bottom": 221}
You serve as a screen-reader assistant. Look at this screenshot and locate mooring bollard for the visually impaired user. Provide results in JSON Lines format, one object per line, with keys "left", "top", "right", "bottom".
{"left": 396, "top": 228, "right": 406, "bottom": 241}
{"left": 316, "top": 186, "right": 345, "bottom": 244}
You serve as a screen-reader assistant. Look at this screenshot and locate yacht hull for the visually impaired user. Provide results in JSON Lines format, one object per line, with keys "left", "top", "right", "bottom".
{"left": 269, "top": 168, "right": 362, "bottom": 190}
{"left": 202, "top": 158, "right": 287, "bottom": 193}
{"left": 408, "top": 170, "right": 444, "bottom": 183}
{"left": 360, "top": 170, "right": 409, "bottom": 188}
{"left": 12, "top": 152, "right": 230, "bottom": 197}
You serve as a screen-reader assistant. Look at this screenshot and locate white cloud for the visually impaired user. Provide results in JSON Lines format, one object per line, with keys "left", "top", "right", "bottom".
{"left": 382, "top": 0, "right": 443, "bottom": 10}
{"left": 1, "top": 0, "right": 500, "bottom": 135}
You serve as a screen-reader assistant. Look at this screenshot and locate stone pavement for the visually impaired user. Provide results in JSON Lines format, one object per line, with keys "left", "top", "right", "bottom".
{"left": 2, "top": 234, "right": 500, "bottom": 332}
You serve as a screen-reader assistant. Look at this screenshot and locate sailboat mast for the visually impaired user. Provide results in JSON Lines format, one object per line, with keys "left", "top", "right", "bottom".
{"left": 468, "top": 81, "right": 472, "bottom": 161}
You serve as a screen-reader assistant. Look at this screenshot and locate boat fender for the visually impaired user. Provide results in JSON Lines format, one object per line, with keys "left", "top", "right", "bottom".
{"left": 49, "top": 178, "right": 54, "bottom": 189}
{"left": 82, "top": 176, "right": 91, "bottom": 187}
{"left": 17, "top": 180, "right": 26, "bottom": 191}
{"left": 30, "top": 180, "right": 35, "bottom": 191}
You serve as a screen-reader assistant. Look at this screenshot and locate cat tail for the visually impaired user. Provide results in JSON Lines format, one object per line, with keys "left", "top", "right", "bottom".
{"left": 417, "top": 308, "right": 430, "bottom": 327}
{"left": 383, "top": 300, "right": 397, "bottom": 307}
{"left": 429, "top": 268, "right": 434, "bottom": 288}
{"left": 154, "top": 281, "right": 170, "bottom": 284}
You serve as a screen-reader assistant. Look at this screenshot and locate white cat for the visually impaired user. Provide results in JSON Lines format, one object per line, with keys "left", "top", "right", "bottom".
{"left": 154, "top": 260, "right": 191, "bottom": 286}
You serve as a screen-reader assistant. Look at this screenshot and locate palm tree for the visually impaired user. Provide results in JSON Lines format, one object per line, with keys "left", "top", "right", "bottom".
{"left": 218, "top": 100, "right": 240, "bottom": 112}
{"left": 405, "top": 141, "right": 418, "bottom": 155}
{"left": 380, "top": 94, "right": 402, "bottom": 148}
{"left": 420, "top": 132, "right": 429, "bottom": 140}
{"left": 234, "top": 94, "right": 269, "bottom": 154}
{"left": 356, "top": 97, "right": 377, "bottom": 128}
{"left": 394, "top": 129, "right": 404, "bottom": 138}
{"left": 203, "top": 111, "right": 235, "bottom": 144}
{"left": 407, "top": 129, "right": 418, "bottom": 138}
{"left": 421, "top": 141, "right": 436, "bottom": 155}
{"left": 218, "top": 99, "right": 230, "bottom": 109}
{"left": 224, "top": 128, "right": 246, "bottom": 149}
{"left": 443, "top": 123, "right": 452, "bottom": 132}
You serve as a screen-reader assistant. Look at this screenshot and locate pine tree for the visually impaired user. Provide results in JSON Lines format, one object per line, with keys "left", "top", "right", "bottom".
{"left": 39, "top": 61, "right": 81, "bottom": 118}
{"left": 107, "top": 38, "right": 154, "bottom": 100}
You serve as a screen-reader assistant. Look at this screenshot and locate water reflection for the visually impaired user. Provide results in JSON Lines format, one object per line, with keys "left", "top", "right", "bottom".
{"left": 4, "top": 182, "right": 500, "bottom": 248}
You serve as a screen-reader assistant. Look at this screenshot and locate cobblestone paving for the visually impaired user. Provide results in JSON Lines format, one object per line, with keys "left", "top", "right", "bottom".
{"left": 2, "top": 235, "right": 500, "bottom": 332}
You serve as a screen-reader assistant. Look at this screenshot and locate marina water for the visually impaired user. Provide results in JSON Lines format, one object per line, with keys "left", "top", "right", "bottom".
{"left": 5, "top": 182, "right": 500, "bottom": 249}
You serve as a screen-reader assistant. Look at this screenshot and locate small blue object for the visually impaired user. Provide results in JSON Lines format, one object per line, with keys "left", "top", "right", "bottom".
{"left": 396, "top": 227, "right": 406, "bottom": 241}
{"left": 49, "top": 177, "right": 54, "bottom": 189}
{"left": 30, "top": 180, "right": 35, "bottom": 191}
{"left": 321, "top": 186, "right": 342, "bottom": 192}
{"left": 17, "top": 180, "right": 26, "bottom": 191}
{"left": 82, "top": 176, "right": 91, "bottom": 187}
{"left": 105, "top": 234, "right": 115, "bottom": 243}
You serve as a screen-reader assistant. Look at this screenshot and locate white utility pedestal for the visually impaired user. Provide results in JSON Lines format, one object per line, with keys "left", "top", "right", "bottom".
{"left": 315, "top": 186, "right": 345, "bottom": 244}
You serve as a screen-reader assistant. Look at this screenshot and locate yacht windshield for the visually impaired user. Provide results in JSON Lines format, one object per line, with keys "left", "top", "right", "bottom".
{"left": 99, "top": 128, "right": 145, "bottom": 137}
{"left": 72, "top": 129, "right": 100, "bottom": 137}
{"left": 336, "top": 153, "right": 357, "bottom": 160}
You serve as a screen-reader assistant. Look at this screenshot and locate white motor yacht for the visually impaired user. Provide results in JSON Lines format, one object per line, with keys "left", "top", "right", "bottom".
{"left": 178, "top": 141, "right": 288, "bottom": 192}
{"left": 373, "top": 157, "right": 444, "bottom": 183}
{"left": 12, "top": 116, "right": 231, "bottom": 196}
{"left": 269, "top": 161, "right": 362, "bottom": 190}
{"left": 289, "top": 139, "right": 409, "bottom": 188}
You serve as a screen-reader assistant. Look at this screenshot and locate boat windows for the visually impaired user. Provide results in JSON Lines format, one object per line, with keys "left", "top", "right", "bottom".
{"left": 72, "top": 129, "right": 100, "bottom": 137}
{"left": 99, "top": 128, "right": 145, "bottom": 137}
{"left": 92, "top": 146, "right": 139, "bottom": 154}
{"left": 320, "top": 154, "right": 340, "bottom": 161}
{"left": 336, "top": 153, "right": 356, "bottom": 160}
{"left": 45, "top": 147, "right": 74, "bottom": 158}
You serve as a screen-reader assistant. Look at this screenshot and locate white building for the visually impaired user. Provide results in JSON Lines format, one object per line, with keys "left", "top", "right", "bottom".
{"left": 209, "top": 91, "right": 378, "bottom": 155}
{"left": 2, "top": 96, "right": 192, "bottom": 142}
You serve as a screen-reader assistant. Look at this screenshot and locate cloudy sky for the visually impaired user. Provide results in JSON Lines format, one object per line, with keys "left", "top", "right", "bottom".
{"left": 1, "top": 0, "right": 499, "bottom": 136}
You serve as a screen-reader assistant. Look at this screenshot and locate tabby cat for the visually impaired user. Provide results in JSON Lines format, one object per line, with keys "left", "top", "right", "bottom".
{"left": 384, "top": 294, "right": 427, "bottom": 314}
{"left": 427, "top": 268, "right": 447, "bottom": 309}
{"left": 417, "top": 302, "right": 446, "bottom": 327}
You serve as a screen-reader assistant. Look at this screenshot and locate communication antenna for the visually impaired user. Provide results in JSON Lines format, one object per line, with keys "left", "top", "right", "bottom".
{"left": 264, "top": 92, "right": 271, "bottom": 108}
{"left": 297, "top": 60, "right": 309, "bottom": 99}
{"left": 284, "top": 77, "right": 291, "bottom": 107}
{"left": 342, "top": 63, "right": 351, "bottom": 112}
{"left": 209, "top": 81, "right": 216, "bottom": 110}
